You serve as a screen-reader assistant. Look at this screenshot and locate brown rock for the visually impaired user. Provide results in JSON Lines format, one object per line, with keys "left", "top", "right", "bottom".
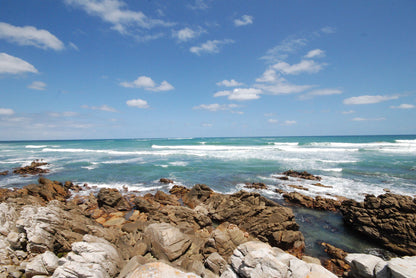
{"left": 182, "top": 184, "right": 213, "bottom": 209}
{"left": 0, "top": 170, "right": 8, "bottom": 176}
{"left": 20, "top": 177, "right": 70, "bottom": 202}
{"left": 154, "top": 191, "right": 180, "bottom": 206}
{"left": 312, "top": 183, "right": 333, "bottom": 188}
{"left": 245, "top": 182, "right": 268, "bottom": 190}
{"left": 340, "top": 193, "right": 416, "bottom": 255}
{"left": 321, "top": 242, "right": 350, "bottom": 276}
{"left": 169, "top": 185, "right": 190, "bottom": 198}
{"left": 159, "top": 178, "right": 173, "bottom": 184}
{"left": 283, "top": 191, "right": 342, "bottom": 212}
{"left": 98, "top": 188, "right": 131, "bottom": 211}
{"left": 283, "top": 170, "right": 322, "bottom": 181}
{"left": 287, "top": 184, "right": 309, "bottom": 191}
{"left": 13, "top": 161, "right": 50, "bottom": 176}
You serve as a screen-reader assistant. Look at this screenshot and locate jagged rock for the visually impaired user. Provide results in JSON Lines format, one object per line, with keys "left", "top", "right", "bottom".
{"left": 13, "top": 161, "right": 49, "bottom": 176}
{"left": 341, "top": 193, "right": 416, "bottom": 255}
{"left": 183, "top": 184, "right": 213, "bottom": 208}
{"left": 160, "top": 178, "right": 174, "bottom": 184}
{"left": 52, "top": 235, "right": 122, "bottom": 278}
{"left": 0, "top": 202, "right": 18, "bottom": 236}
{"left": 144, "top": 223, "right": 192, "bottom": 261}
{"left": 134, "top": 196, "right": 161, "bottom": 213}
{"left": 205, "top": 252, "right": 228, "bottom": 275}
{"left": 226, "top": 241, "right": 337, "bottom": 278}
{"left": 161, "top": 205, "right": 212, "bottom": 230}
{"left": 25, "top": 251, "right": 59, "bottom": 278}
{"left": 245, "top": 182, "right": 268, "bottom": 190}
{"left": 282, "top": 170, "right": 322, "bottom": 181}
{"left": 321, "top": 242, "right": 350, "bottom": 276}
{"left": 283, "top": 192, "right": 342, "bottom": 211}
{"left": 203, "top": 190, "right": 304, "bottom": 256}
{"left": 154, "top": 191, "right": 181, "bottom": 206}
{"left": 21, "top": 178, "right": 70, "bottom": 202}
{"left": 126, "top": 262, "right": 200, "bottom": 278}
{"left": 97, "top": 188, "right": 130, "bottom": 211}
{"left": 169, "top": 185, "right": 190, "bottom": 197}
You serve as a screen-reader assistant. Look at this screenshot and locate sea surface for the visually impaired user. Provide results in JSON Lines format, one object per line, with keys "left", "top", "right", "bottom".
{"left": 1, "top": 135, "right": 415, "bottom": 257}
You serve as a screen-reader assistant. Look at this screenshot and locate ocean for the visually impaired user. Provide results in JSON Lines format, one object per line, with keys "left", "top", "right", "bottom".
{"left": 1, "top": 135, "right": 415, "bottom": 257}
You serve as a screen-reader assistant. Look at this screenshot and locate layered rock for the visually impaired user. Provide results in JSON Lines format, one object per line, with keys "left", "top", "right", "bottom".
{"left": 126, "top": 262, "right": 200, "bottom": 278}
{"left": 340, "top": 193, "right": 416, "bottom": 255}
{"left": 13, "top": 161, "right": 49, "bottom": 176}
{"left": 282, "top": 170, "right": 322, "bottom": 181}
{"left": 283, "top": 191, "right": 342, "bottom": 211}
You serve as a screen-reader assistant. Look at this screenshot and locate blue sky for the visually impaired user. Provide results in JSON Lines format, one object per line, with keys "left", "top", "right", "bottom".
{"left": 0, "top": 0, "right": 415, "bottom": 140}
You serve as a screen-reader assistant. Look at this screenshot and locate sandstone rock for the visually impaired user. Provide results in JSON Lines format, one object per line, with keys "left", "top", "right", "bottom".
{"left": 345, "top": 253, "right": 385, "bottom": 278}
{"left": 25, "top": 251, "right": 59, "bottom": 278}
{"left": 144, "top": 223, "right": 192, "bottom": 261}
{"left": 321, "top": 242, "right": 350, "bottom": 276}
{"left": 154, "top": 190, "right": 181, "bottom": 206}
{"left": 282, "top": 170, "right": 322, "bottom": 181}
{"left": 13, "top": 161, "right": 49, "bottom": 176}
{"left": 22, "top": 178, "right": 70, "bottom": 202}
{"left": 283, "top": 192, "right": 341, "bottom": 211}
{"left": 169, "top": 185, "right": 190, "bottom": 197}
{"left": 183, "top": 184, "right": 213, "bottom": 208}
{"left": 205, "top": 252, "right": 227, "bottom": 275}
{"left": 341, "top": 193, "right": 416, "bottom": 255}
{"left": 53, "top": 235, "right": 122, "bottom": 278}
{"left": 98, "top": 188, "right": 130, "bottom": 211}
{"left": 126, "top": 262, "right": 200, "bottom": 278}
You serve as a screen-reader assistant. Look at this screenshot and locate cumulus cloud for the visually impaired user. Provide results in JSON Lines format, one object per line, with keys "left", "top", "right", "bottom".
{"left": 190, "top": 39, "right": 234, "bottom": 55}
{"left": 216, "top": 79, "right": 243, "bottom": 87}
{"left": 273, "top": 60, "right": 326, "bottom": 75}
{"left": 343, "top": 95, "right": 399, "bottom": 105}
{"left": 0, "top": 53, "right": 38, "bottom": 74}
{"left": 255, "top": 71, "right": 313, "bottom": 95}
{"left": 64, "top": 0, "right": 173, "bottom": 35}
{"left": 81, "top": 104, "right": 117, "bottom": 112}
{"left": 28, "top": 81, "right": 47, "bottom": 91}
{"left": 234, "top": 15, "right": 253, "bottom": 27}
{"left": 390, "top": 103, "right": 415, "bottom": 109}
{"left": 299, "top": 88, "right": 342, "bottom": 100}
{"left": 305, "top": 49, "right": 325, "bottom": 58}
{"left": 268, "top": 119, "right": 278, "bottom": 124}
{"left": 0, "top": 108, "right": 15, "bottom": 116}
{"left": 261, "top": 37, "right": 308, "bottom": 62}
{"left": 0, "top": 22, "right": 64, "bottom": 50}
{"left": 214, "top": 88, "right": 261, "bottom": 101}
{"left": 172, "top": 27, "right": 204, "bottom": 42}
{"left": 120, "top": 76, "right": 174, "bottom": 92}
{"left": 126, "top": 99, "right": 149, "bottom": 109}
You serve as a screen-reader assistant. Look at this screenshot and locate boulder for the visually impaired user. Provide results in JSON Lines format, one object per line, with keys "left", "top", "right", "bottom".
{"left": 282, "top": 170, "right": 321, "bottom": 181}
{"left": 227, "top": 241, "right": 337, "bottom": 278}
{"left": 388, "top": 256, "right": 416, "bottom": 278}
{"left": 154, "top": 191, "right": 181, "bottom": 206}
{"left": 21, "top": 178, "right": 70, "bottom": 202}
{"left": 144, "top": 223, "right": 192, "bottom": 261}
{"left": 245, "top": 182, "right": 268, "bottom": 190}
{"left": 25, "top": 251, "right": 59, "bottom": 278}
{"left": 13, "top": 161, "right": 49, "bottom": 176}
{"left": 340, "top": 193, "right": 416, "bottom": 255}
{"left": 160, "top": 178, "right": 174, "bottom": 184}
{"left": 169, "top": 185, "right": 190, "bottom": 197}
{"left": 126, "top": 262, "right": 200, "bottom": 278}
{"left": 52, "top": 235, "right": 122, "bottom": 278}
{"left": 182, "top": 184, "right": 213, "bottom": 208}
{"left": 97, "top": 188, "right": 130, "bottom": 211}
{"left": 345, "top": 253, "right": 385, "bottom": 278}
{"left": 205, "top": 252, "right": 227, "bottom": 275}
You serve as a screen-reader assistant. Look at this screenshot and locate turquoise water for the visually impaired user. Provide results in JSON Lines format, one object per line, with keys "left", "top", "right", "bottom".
{"left": 1, "top": 135, "right": 415, "bottom": 256}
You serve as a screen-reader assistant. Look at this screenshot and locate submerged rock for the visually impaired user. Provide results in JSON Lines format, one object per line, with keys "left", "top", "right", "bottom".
{"left": 13, "top": 161, "right": 49, "bottom": 176}
{"left": 282, "top": 170, "right": 322, "bottom": 181}
{"left": 244, "top": 182, "right": 268, "bottom": 190}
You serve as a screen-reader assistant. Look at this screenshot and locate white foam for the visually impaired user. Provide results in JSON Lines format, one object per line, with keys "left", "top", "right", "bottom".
{"left": 169, "top": 161, "right": 189, "bottom": 167}
{"left": 322, "top": 168, "right": 343, "bottom": 172}
{"left": 25, "top": 145, "right": 48, "bottom": 148}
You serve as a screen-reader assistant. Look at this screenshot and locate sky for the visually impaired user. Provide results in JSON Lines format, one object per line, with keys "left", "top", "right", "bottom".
{"left": 0, "top": 0, "right": 415, "bottom": 140}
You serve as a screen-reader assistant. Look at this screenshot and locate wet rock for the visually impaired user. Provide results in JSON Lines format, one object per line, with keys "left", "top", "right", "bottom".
{"left": 144, "top": 223, "right": 192, "bottom": 261}
{"left": 13, "top": 161, "right": 49, "bottom": 176}
{"left": 244, "top": 182, "right": 268, "bottom": 190}
{"left": 287, "top": 184, "right": 309, "bottom": 191}
{"left": 52, "top": 235, "right": 122, "bottom": 278}
{"left": 0, "top": 170, "right": 8, "bottom": 176}
{"left": 321, "top": 242, "right": 350, "bottom": 276}
{"left": 313, "top": 182, "right": 333, "bottom": 188}
{"left": 278, "top": 176, "right": 289, "bottom": 181}
{"left": 126, "top": 262, "right": 200, "bottom": 278}
{"left": 283, "top": 170, "right": 322, "bottom": 181}
{"left": 340, "top": 193, "right": 416, "bottom": 255}
{"left": 283, "top": 191, "right": 342, "bottom": 211}
{"left": 160, "top": 178, "right": 174, "bottom": 184}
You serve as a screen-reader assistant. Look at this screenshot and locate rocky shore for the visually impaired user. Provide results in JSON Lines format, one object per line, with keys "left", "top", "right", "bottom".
{"left": 0, "top": 167, "right": 415, "bottom": 277}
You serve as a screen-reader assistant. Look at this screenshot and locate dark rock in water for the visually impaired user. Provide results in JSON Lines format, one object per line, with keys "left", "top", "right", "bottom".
{"left": 13, "top": 161, "right": 49, "bottom": 176}
{"left": 159, "top": 178, "right": 173, "bottom": 184}
{"left": 283, "top": 191, "right": 342, "bottom": 212}
{"left": 277, "top": 176, "right": 289, "bottom": 180}
{"left": 0, "top": 170, "right": 8, "bottom": 176}
{"left": 245, "top": 182, "right": 268, "bottom": 190}
{"left": 283, "top": 170, "right": 322, "bottom": 181}
{"left": 340, "top": 193, "right": 416, "bottom": 256}
{"left": 321, "top": 242, "right": 351, "bottom": 276}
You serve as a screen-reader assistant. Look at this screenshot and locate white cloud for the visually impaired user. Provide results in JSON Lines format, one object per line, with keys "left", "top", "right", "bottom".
{"left": 193, "top": 103, "right": 239, "bottom": 112}
{"left": 299, "top": 88, "right": 342, "bottom": 100}
{"left": 321, "top": 26, "right": 336, "bottom": 34}
{"left": 342, "top": 110, "right": 356, "bottom": 114}
{"left": 188, "top": 0, "right": 209, "bottom": 10}
{"left": 261, "top": 37, "right": 308, "bottom": 62}
{"left": 120, "top": 76, "right": 174, "bottom": 91}
{"left": 352, "top": 117, "right": 385, "bottom": 121}
{"left": 49, "top": 111, "right": 79, "bottom": 117}
{"left": 0, "top": 53, "right": 38, "bottom": 74}
{"left": 190, "top": 39, "right": 234, "bottom": 55}
{"left": 255, "top": 74, "right": 313, "bottom": 95}
{"left": 234, "top": 15, "right": 254, "bottom": 27}
{"left": 69, "top": 42, "right": 79, "bottom": 51}
{"left": 268, "top": 119, "right": 278, "bottom": 124}
{"left": 213, "top": 90, "right": 231, "bottom": 97}
{"left": 283, "top": 120, "right": 297, "bottom": 125}
{"left": 202, "top": 123, "right": 213, "bottom": 127}
{"left": 214, "top": 88, "right": 262, "bottom": 101}
{"left": 343, "top": 95, "right": 399, "bottom": 105}
{"left": 172, "top": 27, "right": 204, "bottom": 42}
{"left": 0, "top": 108, "right": 15, "bottom": 116}
{"left": 264, "top": 113, "right": 275, "bottom": 117}
{"left": 0, "top": 22, "right": 64, "bottom": 50}
{"left": 126, "top": 99, "right": 149, "bottom": 109}
{"left": 256, "top": 69, "right": 279, "bottom": 83}
{"left": 273, "top": 60, "right": 326, "bottom": 75}
{"left": 390, "top": 103, "right": 415, "bottom": 109}
{"left": 64, "top": 0, "right": 173, "bottom": 35}
{"left": 81, "top": 104, "right": 117, "bottom": 112}
{"left": 216, "top": 79, "right": 243, "bottom": 87}
{"left": 305, "top": 49, "right": 325, "bottom": 58}
{"left": 28, "top": 81, "right": 47, "bottom": 91}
